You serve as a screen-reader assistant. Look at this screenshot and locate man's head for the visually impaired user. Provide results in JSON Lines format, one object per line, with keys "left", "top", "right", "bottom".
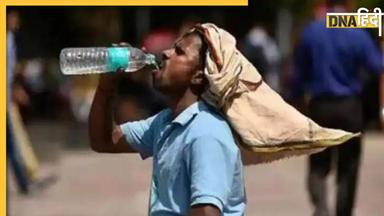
{"left": 152, "top": 31, "right": 208, "bottom": 97}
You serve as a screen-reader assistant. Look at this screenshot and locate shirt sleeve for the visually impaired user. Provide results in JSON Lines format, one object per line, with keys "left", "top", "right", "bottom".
{"left": 184, "top": 135, "right": 239, "bottom": 212}
{"left": 119, "top": 113, "right": 159, "bottom": 159}
{"left": 358, "top": 31, "right": 383, "bottom": 75}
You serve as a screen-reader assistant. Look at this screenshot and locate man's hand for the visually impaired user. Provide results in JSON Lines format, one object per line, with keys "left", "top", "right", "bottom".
{"left": 189, "top": 204, "right": 221, "bottom": 216}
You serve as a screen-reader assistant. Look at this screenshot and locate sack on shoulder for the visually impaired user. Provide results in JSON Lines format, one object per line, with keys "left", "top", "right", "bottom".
{"left": 193, "top": 23, "right": 359, "bottom": 164}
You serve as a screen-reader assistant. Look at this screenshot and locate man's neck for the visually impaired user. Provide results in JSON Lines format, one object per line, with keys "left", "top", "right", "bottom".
{"left": 168, "top": 88, "right": 199, "bottom": 118}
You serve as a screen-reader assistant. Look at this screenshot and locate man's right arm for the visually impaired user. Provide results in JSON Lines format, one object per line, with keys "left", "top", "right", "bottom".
{"left": 88, "top": 73, "right": 136, "bottom": 153}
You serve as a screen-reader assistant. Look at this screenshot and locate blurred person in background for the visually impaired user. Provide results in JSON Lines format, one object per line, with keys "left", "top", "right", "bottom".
{"left": 89, "top": 30, "right": 246, "bottom": 216}
{"left": 7, "top": 10, "right": 30, "bottom": 194}
{"left": 7, "top": 10, "right": 57, "bottom": 195}
{"left": 291, "top": 0, "right": 383, "bottom": 215}
{"left": 240, "top": 24, "right": 281, "bottom": 92}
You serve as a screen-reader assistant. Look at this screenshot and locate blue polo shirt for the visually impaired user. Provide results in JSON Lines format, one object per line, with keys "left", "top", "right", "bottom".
{"left": 120, "top": 100, "right": 246, "bottom": 216}
{"left": 292, "top": 19, "right": 382, "bottom": 98}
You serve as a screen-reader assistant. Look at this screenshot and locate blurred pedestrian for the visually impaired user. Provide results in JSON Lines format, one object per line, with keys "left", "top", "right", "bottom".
{"left": 291, "top": 1, "right": 383, "bottom": 215}
{"left": 7, "top": 10, "right": 30, "bottom": 194}
{"left": 241, "top": 24, "right": 281, "bottom": 92}
{"left": 7, "top": 10, "right": 57, "bottom": 195}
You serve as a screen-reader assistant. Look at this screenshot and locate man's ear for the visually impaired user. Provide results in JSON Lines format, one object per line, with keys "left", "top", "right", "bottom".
{"left": 191, "top": 70, "right": 205, "bottom": 85}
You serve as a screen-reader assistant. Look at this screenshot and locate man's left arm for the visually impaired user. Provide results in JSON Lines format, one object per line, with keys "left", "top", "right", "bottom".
{"left": 185, "top": 135, "right": 239, "bottom": 216}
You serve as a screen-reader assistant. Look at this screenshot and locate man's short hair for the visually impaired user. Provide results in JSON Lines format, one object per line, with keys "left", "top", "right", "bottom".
{"left": 186, "top": 30, "right": 208, "bottom": 70}
{"left": 182, "top": 30, "right": 209, "bottom": 92}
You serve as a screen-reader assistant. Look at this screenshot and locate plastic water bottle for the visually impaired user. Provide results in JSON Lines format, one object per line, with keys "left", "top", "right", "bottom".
{"left": 60, "top": 47, "right": 159, "bottom": 75}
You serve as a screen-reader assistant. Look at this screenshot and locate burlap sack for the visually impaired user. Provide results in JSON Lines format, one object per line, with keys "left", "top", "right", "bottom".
{"left": 193, "top": 23, "right": 359, "bottom": 164}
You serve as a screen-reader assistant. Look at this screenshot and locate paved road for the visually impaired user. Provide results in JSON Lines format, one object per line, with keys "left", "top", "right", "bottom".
{"left": 8, "top": 122, "right": 384, "bottom": 216}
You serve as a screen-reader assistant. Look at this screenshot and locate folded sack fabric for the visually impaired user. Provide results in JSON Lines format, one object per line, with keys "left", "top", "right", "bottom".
{"left": 192, "top": 23, "right": 359, "bottom": 164}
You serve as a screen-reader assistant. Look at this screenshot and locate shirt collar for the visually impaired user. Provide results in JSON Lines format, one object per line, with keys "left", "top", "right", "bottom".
{"left": 170, "top": 100, "right": 207, "bottom": 126}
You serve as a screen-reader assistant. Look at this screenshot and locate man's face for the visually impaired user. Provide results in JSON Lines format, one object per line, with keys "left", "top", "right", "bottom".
{"left": 152, "top": 33, "right": 203, "bottom": 95}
